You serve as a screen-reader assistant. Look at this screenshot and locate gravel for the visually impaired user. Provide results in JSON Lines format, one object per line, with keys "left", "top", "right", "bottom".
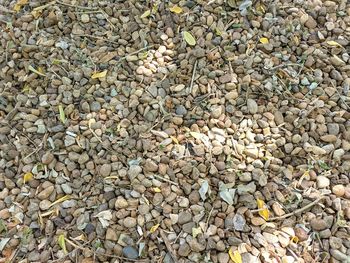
{"left": 0, "top": 0, "right": 349, "bottom": 262}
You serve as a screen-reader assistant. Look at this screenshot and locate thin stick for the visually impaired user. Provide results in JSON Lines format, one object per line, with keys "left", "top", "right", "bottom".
{"left": 269, "top": 196, "right": 325, "bottom": 221}
{"left": 159, "top": 229, "right": 179, "bottom": 263}
{"left": 152, "top": 175, "right": 178, "bottom": 186}
{"left": 56, "top": 0, "right": 98, "bottom": 10}
{"left": 188, "top": 59, "right": 198, "bottom": 94}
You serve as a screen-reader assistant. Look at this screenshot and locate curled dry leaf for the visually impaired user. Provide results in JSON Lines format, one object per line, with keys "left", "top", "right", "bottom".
{"left": 91, "top": 70, "right": 107, "bottom": 79}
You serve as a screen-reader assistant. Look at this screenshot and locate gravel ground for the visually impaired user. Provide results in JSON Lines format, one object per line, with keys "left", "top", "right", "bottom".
{"left": 0, "top": 0, "right": 350, "bottom": 262}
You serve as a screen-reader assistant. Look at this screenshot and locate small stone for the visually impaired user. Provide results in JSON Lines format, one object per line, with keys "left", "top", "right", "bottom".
{"left": 100, "top": 164, "right": 112, "bottom": 177}
{"left": 332, "top": 185, "right": 345, "bottom": 197}
{"left": 128, "top": 165, "right": 142, "bottom": 180}
{"left": 329, "top": 237, "right": 342, "bottom": 249}
{"left": 218, "top": 252, "right": 229, "bottom": 263}
{"left": 81, "top": 14, "right": 90, "bottom": 23}
{"left": 115, "top": 198, "right": 128, "bottom": 209}
{"left": 237, "top": 182, "right": 256, "bottom": 195}
{"left": 61, "top": 183, "right": 72, "bottom": 194}
{"left": 316, "top": 176, "right": 330, "bottom": 188}
{"left": 41, "top": 152, "right": 54, "bottom": 165}
{"left": 122, "top": 246, "right": 138, "bottom": 259}
{"left": 178, "top": 243, "right": 191, "bottom": 257}
{"left": 310, "top": 218, "right": 328, "bottom": 231}
{"left": 330, "top": 249, "right": 349, "bottom": 262}
{"left": 333, "top": 149, "right": 345, "bottom": 161}
{"left": 78, "top": 153, "right": 89, "bottom": 164}
{"left": 178, "top": 211, "right": 192, "bottom": 225}
{"left": 106, "top": 228, "right": 118, "bottom": 241}
{"left": 123, "top": 217, "right": 137, "bottom": 228}
{"left": 272, "top": 202, "right": 285, "bottom": 216}
{"left": 295, "top": 227, "right": 308, "bottom": 241}
{"left": 251, "top": 217, "right": 266, "bottom": 226}
{"left": 305, "top": 16, "right": 317, "bottom": 29}
{"left": 247, "top": 99, "right": 258, "bottom": 114}
{"left": 319, "top": 229, "right": 331, "bottom": 239}
{"left": 144, "top": 160, "right": 158, "bottom": 172}
{"left": 38, "top": 185, "right": 54, "bottom": 200}
{"left": 175, "top": 105, "right": 187, "bottom": 115}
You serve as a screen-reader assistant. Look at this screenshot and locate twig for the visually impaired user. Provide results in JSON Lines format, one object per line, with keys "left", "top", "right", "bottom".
{"left": 159, "top": 229, "right": 178, "bottom": 263}
{"left": 56, "top": 0, "right": 98, "bottom": 10}
{"left": 269, "top": 196, "right": 325, "bottom": 221}
{"left": 152, "top": 175, "right": 178, "bottom": 186}
{"left": 188, "top": 59, "right": 198, "bottom": 94}
{"left": 269, "top": 63, "right": 304, "bottom": 71}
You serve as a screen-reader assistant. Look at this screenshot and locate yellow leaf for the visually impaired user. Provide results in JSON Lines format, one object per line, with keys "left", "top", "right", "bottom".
{"left": 23, "top": 172, "right": 33, "bottom": 184}
{"left": 140, "top": 9, "right": 151, "bottom": 18}
{"left": 170, "top": 136, "right": 179, "bottom": 144}
{"left": 183, "top": 31, "right": 196, "bottom": 46}
{"left": 257, "top": 199, "right": 269, "bottom": 221}
{"left": 58, "top": 234, "right": 67, "bottom": 254}
{"left": 291, "top": 236, "right": 299, "bottom": 244}
{"left": 150, "top": 224, "right": 160, "bottom": 233}
{"left": 153, "top": 187, "right": 161, "bottom": 193}
{"left": 169, "top": 5, "right": 183, "bottom": 14}
{"left": 327, "top": 40, "right": 342, "bottom": 48}
{"left": 91, "top": 70, "right": 107, "bottom": 79}
{"left": 13, "top": 0, "right": 28, "bottom": 12}
{"left": 259, "top": 37, "right": 269, "bottom": 44}
{"left": 49, "top": 195, "right": 71, "bottom": 208}
{"left": 28, "top": 65, "right": 46, "bottom": 77}
{"left": 229, "top": 248, "right": 242, "bottom": 263}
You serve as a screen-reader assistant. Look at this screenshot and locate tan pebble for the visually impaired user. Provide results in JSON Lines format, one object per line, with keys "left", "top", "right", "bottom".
{"left": 332, "top": 185, "right": 345, "bottom": 197}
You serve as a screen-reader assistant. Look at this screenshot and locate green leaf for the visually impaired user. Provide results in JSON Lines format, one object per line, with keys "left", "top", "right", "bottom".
{"left": 58, "top": 104, "right": 66, "bottom": 124}
{"left": 183, "top": 31, "right": 196, "bottom": 46}
{"left": 58, "top": 234, "right": 67, "bottom": 254}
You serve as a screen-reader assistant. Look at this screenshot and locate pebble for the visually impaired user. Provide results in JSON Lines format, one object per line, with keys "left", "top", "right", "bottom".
{"left": 81, "top": 14, "right": 90, "bottom": 23}
{"left": 247, "top": 99, "right": 258, "bottom": 114}
{"left": 61, "top": 183, "right": 72, "bottom": 194}
{"left": 122, "top": 246, "right": 138, "bottom": 259}
{"left": 178, "top": 243, "right": 191, "bottom": 257}
{"left": 310, "top": 218, "right": 328, "bottom": 231}
{"left": 123, "top": 217, "right": 137, "bottom": 228}
{"left": 332, "top": 185, "right": 345, "bottom": 197}
{"left": 38, "top": 186, "right": 54, "bottom": 200}
{"left": 41, "top": 152, "right": 54, "bottom": 165}
{"left": 100, "top": 164, "right": 112, "bottom": 177}
{"left": 316, "top": 176, "right": 330, "bottom": 188}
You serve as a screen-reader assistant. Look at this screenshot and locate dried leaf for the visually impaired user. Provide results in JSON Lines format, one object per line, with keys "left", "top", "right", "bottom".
{"left": 150, "top": 224, "right": 160, "bottom": 233}
{"left": 192, "top": 227, "right": 202, "bottom": 238}
{"left": 183, "top": 31, "right": 196, "bottom": 46}
{"left": 23, "top": 172, "right": 33, "bottom": 184}
{"left": 58, "top": 104, "right": 66, "bottom": 124}
{"left": 49, "top": 195, "right": 71, "bottom": 208}
{"left": 220, "top": 189, "right": 234, "bottom": 205}
{"left": 229, "top": 248, "right": 242, "bottom": 263}
{"left": 140, "top": 10, "right": 151, "bottom": 18}
{"left": 153, "top": 187, "right": 161, "bottom": 193}
{"left": 13, "top": 0, "right": 28, "bottom": 12}
{"left": 291, "top": 236, "right": 299, "bottom": 244}
{"left": 169, "top": 5, "right": 182, "bottom": 14}
{"left": 58, "top": 234, "right": 67, "bottom": 254}
{"left": 28, "top": 65, "right": 46, "bottom": 77}
{"left": 199, "top": 180, "right": 209, "bottom": 201}
{"left": 94, "top": 210, "right": 112, "bottom": 228}
{"left": 190, "top": 132, "right": 202, "bottom": 140}
{"left": 327, "top": 40, "right": 342, "bottom": 48}
{"left": 259, "top": 37, "right": 269, "bottom": 44}
{"left": 0, "top": 238, "right": 10, "bottom": 251}
{"left": 170, "top": 136, "right": 179, "bottom": 144}
{"left": 257, "top": 199, "right": 269, "bottom": 221}
{"left": 91, "top": 70, "right": 107, "bottom": 79}
{"left": 239, "top": 0, "right": 252, "bottom": 16}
